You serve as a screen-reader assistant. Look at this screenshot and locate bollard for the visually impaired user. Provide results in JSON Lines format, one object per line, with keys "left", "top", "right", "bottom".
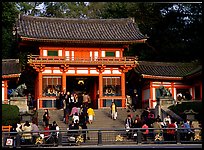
{"left": 16, "top": 133, "right": 21, "bottom": 148}
{"left": 98, "top": 130, "right": 102, "bottom": 145}
{"left": 137, "top": 130, "right": 142, "bottom": 144}
{"left": 58, "top": 132, "right": 62, "bottom": 146}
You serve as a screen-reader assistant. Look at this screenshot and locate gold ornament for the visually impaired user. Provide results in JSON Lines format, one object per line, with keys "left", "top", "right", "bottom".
{"left": 35, "top": 136, "right": 44, "bottom": 145}
{"left": 154, "top": 133, "right": 163, "bottom": 141}
{"left": 194, "top": 133, "right": 201, "bottom": 141}
{"left": 115, "top": 134, "right": 124, "bottom": 141}
{"left": 76, "top": 135, "right": 84, "bottom": 145}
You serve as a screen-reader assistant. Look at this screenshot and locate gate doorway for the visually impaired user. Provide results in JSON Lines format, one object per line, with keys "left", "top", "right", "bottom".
{"left": 66, "top": 76, "right": 99, "bottom": 109}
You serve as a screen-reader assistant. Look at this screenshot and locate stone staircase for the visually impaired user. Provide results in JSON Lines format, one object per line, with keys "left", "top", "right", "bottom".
{"left": 37, "top": 109, "right": 67, "bottom": 130}
{"left": 37, "top": 108, "right": 143, "bottom": 131}
{"left": 87, "top": 108, "right": 143, "bottom": 129}
{"left": 36, "top": 108, "right": 144, "bottom": 144}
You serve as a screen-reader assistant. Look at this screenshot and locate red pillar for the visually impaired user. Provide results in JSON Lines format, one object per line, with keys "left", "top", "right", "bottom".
{"left": 62, "top": 72, "right": 66, "bottom": 92}
{"left": 121, "top": 73, "right": 126, "bottom": 107}
{"left": 99, "top": 73, "right": 103, "bottom": 108}
{"left": 38, "top": 72, "right": 43, "bottom": 109}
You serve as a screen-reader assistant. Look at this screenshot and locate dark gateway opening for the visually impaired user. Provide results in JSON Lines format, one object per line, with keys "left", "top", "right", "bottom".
{"left": 66, "top": 76, "right": 98, "bottom": 109}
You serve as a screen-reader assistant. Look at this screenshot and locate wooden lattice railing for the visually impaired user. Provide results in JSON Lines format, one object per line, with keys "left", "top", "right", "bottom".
{"left": 27, "top": 55, "right": 137, "bottom": 66}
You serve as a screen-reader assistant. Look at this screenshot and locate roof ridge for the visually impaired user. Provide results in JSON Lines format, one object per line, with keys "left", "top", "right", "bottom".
{"left": 20, "top": 15, "right": 134, "bottom": 23}
{"left": 138, "top": 61, "right": 196, "bottom": 66}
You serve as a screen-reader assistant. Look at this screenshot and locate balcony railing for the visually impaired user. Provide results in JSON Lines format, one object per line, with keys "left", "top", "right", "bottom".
{"left": 27, "top": 55, "right": 137, "bottom": 66}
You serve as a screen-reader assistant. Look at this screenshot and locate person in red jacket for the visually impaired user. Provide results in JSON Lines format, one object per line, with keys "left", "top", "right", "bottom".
{"left": 142, "top": 121, "right": 149, "bottom": 141}
{"left": 44, "top": 123, "right": 50, "bottom": 139}
{"left": 167, "top": 120, "right": 176, "bottom": 141}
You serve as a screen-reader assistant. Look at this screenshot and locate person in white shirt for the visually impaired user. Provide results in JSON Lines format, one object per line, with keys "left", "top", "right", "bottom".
{"left": 163, "top": 115, "right": 171, "bottom": 125}
{"left": 72, "top": 112, "right": 79, "bottom": 124}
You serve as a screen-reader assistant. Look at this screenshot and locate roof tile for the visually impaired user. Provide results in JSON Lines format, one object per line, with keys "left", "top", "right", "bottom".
{"left": 2, "top": 59, "right": 21, "bottom": 76}
{"left": 134, "top": 61, "right": 202, "bottom": 78}
{"left": 16, "top": 15, "right": 147, "bottom": 42}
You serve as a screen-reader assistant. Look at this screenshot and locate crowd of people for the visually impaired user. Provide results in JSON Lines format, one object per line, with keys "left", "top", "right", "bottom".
{"left": 9, "top": 96, "right": 198, "bottom": 147}
{"left": 124, "top": 106, "right": 196, "bottom": 142}
{"left": 41, "top": 90, "right": 95, "bottom": 144}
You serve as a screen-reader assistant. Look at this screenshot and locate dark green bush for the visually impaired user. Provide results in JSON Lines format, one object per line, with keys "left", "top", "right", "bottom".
{"left": 2, "top": 104, "right": 20, "bottom": 126}
{"left": 168, "top": 101, "right": 202, "bottom": 121}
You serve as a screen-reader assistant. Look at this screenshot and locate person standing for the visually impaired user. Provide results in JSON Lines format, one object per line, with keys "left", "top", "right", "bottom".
{"left": 43, "top": 109, "right": 50, "bottom": 127}
{"left": 141, "top": 107, "right": 151, "bottom": 127}
{"left": 27, "top": 93, "right": 32, "bottom": 109}
{"left": 132, "top": 89, "right": 138, "bottom": 111}
{"left": 72, "top": 112, "right": 80, "bottom": 124}
{"left": 83, "top": 92, "right": 90, "bottom": 107}
{"left": 56, "top": 91, "right": 61, "bottom": 109}
{"left": 87, "top": 106, "right": 95, "bottom": 124}
{"left": 60, "top": 91, "right": 66, "bottom": 109}
{"left": 110, "top": 101, "right": 117, "bottom": 120}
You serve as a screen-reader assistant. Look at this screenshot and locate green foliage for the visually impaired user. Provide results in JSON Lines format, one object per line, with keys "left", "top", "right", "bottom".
{"left": 90, "top": 2, "right": 202, "bottom": 62}
{"left": 2, "top": 2, "right": 19, "bottom": 59}
{"left": 16, "top": 2, "right": 44, "bottom": 16}
{"left": 2, "top": 104, "right": 20, "bottom": 126}
{"left": 168, "top": 101, "right": 202, "bottom": 121}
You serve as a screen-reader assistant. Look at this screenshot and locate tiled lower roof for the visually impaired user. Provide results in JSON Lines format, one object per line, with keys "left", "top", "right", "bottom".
{"left": 134, "top": 61, "right": 202, "bottom": 79}
{"left": 16, "top": 15, "right": 147, "bottom": 43}
{"left": 2, "top": 59, "right": 21, "bottom": 77}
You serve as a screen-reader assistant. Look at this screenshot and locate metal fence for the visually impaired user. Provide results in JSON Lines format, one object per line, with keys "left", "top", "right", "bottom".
{"left": 2, "top": 127, "right": 202, "bottom": 148}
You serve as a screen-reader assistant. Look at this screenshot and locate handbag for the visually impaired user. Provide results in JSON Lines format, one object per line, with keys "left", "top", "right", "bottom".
{"left": 125, "top": 124, "right": 130, "bottom": 132}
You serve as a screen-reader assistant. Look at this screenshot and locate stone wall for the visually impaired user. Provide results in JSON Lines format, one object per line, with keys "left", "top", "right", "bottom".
{"left": 9, "top": 97, "right": 28, "bottom": 112}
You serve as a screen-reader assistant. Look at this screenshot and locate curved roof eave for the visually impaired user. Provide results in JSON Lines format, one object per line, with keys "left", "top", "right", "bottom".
{"left": 20, "top": 36, "right": 147, "bottom": 44}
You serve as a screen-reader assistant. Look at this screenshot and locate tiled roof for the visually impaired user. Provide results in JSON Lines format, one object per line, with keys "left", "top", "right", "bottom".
{"left": 16, "top": 15, "right": 147, "bottom": 43}
{"left": 2, "top": 59, "right": 21, "bottom": 77}
{"left": 134, "top": 61, "right": 202, "bottom": 79}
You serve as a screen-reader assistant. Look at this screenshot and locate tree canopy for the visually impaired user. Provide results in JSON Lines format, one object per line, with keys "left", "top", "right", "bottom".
{"left": 2, "top": 2, "right": 202, "bottom": 62}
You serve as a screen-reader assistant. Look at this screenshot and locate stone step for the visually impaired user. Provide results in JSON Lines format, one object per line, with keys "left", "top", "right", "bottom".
{"left": 37, "top": 108, "right": 144, "bottom": 131}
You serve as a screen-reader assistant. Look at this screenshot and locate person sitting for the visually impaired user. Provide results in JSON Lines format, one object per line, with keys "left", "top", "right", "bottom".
{"left": 44, "top": 123, "right": 50, "bottom": 139}
{"left": 142, "top": 121, "right": 149, "bottom": 141}
{"left": 21, "top": 121, "right": 32, "bottom": 145}
{"left": 125, "top": 115, "right": 133, "bottom": 139}
{"left": 31, "top": 120, "right": 40, "bottom": 144}
{"left": 67, "top": 120, "right": 80, "bottom": 142}
{"left": 50, "top": 121, "right": 59, "bottom": 144}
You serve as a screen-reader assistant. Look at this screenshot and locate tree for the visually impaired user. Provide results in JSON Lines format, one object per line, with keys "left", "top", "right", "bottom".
{"left": 16, "top": 2, "right": 44, "bottom": 16}
{"left": 90, "top": 2, "right": 202, "bottom": 62}
{"left": 2, "top": 2, "right": 19, "bottom": 59}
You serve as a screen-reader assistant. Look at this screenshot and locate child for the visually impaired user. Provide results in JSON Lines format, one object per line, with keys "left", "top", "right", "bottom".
{"left": 87, "top": 107, "right": 95, "bottom": 124}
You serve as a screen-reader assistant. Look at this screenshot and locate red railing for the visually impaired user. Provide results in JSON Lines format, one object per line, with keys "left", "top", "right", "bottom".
{"left": 27, "top": 55, "right": 137, "bottom": 66}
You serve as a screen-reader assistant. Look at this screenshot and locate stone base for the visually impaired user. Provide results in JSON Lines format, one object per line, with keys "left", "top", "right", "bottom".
{"left": 9, "top": 97, "right": 28, "bottom": 112}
